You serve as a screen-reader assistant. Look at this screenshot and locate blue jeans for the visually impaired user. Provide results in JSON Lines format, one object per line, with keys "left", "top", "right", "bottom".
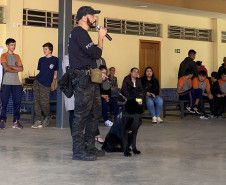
{"left": 0, "top": 85, "right": 23, "bottom": 122}
{"left": 146, "top": 96, "right": 163, "bottom": 117}
{"left": 179, "top": 88, "right": 202, "bottom": 108}
{"left": 101, "top": 97, "right": 119, "bottom": 121}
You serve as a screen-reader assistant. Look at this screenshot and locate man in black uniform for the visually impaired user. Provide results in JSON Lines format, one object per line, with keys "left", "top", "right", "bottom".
{"left": 68, "top": 6, "right": 107, "bottom": 161}
{"left": 178, "top": 49, "right": 198, "bottom": 79}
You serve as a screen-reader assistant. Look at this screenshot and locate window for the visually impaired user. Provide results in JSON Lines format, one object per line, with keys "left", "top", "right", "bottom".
{"left": 168, "top": 25, "right": 212, "bottom": 42}
{"left": 197, "top": 29, "right": 212, "bottom": 41}
{"left": 0, "top": 6, "right": 5, "bottom": 24}
{"left": 141, "top": 22, "right": 161, "bottom": 37}
{"left": 23, "top": 9, "right": 59, "bottom": 28}
{"left": 23, "top": 8, "right": 98, "bottom": 31}
{"left": 222, "top": 31, "right": 226, "bottom": 43}
{"left": 104, "top": 18, "right": 161, "bottom": 37}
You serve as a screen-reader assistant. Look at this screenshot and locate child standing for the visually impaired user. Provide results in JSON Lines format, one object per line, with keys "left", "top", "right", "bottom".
{"left": 0, "top": 38, "right": 24, "bottom": 129}
{"left": 31, "top": 42, "right": 58, "bottom": 128}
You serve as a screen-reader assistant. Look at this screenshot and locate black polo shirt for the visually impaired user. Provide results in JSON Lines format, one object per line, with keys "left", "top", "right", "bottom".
{"left": 68, "top": 26, "right": 102, "bottom": 70}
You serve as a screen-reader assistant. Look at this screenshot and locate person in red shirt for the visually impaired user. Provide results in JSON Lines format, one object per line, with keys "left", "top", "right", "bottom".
{"left": 196, "top": 61, "right": 208, "bottom": 77}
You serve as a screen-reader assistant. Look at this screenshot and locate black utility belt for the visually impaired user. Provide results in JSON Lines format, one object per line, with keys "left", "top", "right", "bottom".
{"left": 70, "top": 68, "right": 90, "bottom": 76}
{"left": 70, "top": 67, "right": 102, "bottom": 84}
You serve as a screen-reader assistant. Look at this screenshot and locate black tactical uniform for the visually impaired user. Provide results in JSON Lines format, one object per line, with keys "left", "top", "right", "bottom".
{"left": 68, "top": 21, "right": 103, "bottom": 160}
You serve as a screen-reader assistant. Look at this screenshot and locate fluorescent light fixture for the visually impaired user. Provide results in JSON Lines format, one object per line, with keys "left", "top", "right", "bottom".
{"left": 136, "top": 5, "right": 148, "bottom": 8}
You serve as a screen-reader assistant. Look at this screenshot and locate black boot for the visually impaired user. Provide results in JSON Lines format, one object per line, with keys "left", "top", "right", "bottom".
{"left": 73, "top": 150, "right": 97, "bottom": 161}
{"left": 85, "top": 141, "right": 105, "bottom": 157}
{"left": 87, "top": 147, "right": 105, "bottom": 157}
{"left": 72, "top": 135, "right": 96, "bottom": 161}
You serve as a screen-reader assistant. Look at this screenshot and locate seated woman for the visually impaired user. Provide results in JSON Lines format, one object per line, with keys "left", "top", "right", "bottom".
{"left": 99, "top": 65, "right": 119, "bottom": 127}
{"left": 120, "top": 67, "right": 143, "bottom": 98}
{"left": 140, "top": 67, "right": 163, "bottom": 123}
{"left": 108, "top": 67, "right": 119, "bottom": 97}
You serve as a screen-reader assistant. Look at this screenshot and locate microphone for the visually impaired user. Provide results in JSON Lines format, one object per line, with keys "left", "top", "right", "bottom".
{"left": 96, "top": 25, "right": 112, "bottom": 41}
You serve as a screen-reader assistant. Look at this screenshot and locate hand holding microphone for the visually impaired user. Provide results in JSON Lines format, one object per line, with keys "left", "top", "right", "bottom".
{"left": 96, "top": 25, "right": 112, "bottom": 41}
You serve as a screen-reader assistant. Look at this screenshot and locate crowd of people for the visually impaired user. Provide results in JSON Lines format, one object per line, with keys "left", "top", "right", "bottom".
{"left": 178, "top": 49, "right": 226, "bottom": 119}
{"left": 0, "top": 6, "right": 225, "bottom": 161}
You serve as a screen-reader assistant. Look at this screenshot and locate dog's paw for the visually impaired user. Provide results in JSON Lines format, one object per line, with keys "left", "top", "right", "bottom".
{"left": 124, "top": 151, "right": 132, "bottom": 157}
{"left": 133, "top": 149, "right": 141, "bottom": 155}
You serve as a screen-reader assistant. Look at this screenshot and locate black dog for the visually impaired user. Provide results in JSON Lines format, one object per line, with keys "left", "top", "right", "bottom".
{"left": 102, "top": 86, "right": 144, "bottom": 157}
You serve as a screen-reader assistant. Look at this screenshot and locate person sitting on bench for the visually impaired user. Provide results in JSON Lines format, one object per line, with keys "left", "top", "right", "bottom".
{"left": 192, "top": 70, "right": 212, "bottom": 119}
{"left": 140, "top": 66, "right": 163, "bottom": 124}
{"left": 177, "top": 69, "right": 202, "bottom": 114}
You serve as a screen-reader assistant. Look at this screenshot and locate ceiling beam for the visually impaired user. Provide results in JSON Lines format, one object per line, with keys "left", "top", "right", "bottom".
{"left": 137, "top": 0, "right": 226, "bottom": 14}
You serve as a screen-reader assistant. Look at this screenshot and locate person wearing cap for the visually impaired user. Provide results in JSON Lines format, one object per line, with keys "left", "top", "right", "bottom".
{"left": 68, "top": 6, "right": 107, "bottom": 161}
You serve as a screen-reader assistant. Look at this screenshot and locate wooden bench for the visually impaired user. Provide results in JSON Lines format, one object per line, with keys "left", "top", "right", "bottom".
{"left": 20, "top": 100, "right": 57, "bottom": 123}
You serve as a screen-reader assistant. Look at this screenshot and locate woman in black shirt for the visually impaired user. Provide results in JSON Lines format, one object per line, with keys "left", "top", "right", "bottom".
{"left": 140, "top": 67, "right": 163, "bottom": 123}
{"left": 121, "top": 67, "right": 143, "bottom": 98}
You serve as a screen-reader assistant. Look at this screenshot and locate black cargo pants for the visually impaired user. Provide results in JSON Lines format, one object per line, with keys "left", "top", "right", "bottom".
{"left": 70, "top": 70, "right": 101, "bottom": 153}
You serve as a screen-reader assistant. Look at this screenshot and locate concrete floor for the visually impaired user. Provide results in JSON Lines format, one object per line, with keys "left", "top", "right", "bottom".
{"left": 0, "top": 115, "right": 226, "bottom": 185}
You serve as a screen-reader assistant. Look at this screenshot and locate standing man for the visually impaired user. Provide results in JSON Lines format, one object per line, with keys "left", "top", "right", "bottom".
{"left": 31, "top": 42, "right": 58, "bottom": 129}
{"left": 218, "top": 57, "right": 226, "bottom": 78}
{"left": 178, "top": 49, "right": 198, "bottom": 79}
{"left": 68, "top": 6, "right": 107, "bottom": 161}
{"left": 0, "top": 38, "right": 24, "bottom": 129}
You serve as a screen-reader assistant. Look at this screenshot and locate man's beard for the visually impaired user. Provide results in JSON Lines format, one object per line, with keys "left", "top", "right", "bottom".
{"left": 87, "top": 17, "right": 96, "bottom": 28}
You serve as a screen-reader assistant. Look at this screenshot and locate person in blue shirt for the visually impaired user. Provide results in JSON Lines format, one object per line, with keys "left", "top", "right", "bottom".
{"left": 32, "top": 42, "right": 58, "bottom": 129}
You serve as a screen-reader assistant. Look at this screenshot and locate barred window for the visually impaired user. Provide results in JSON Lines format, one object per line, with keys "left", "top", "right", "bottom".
{"left": 104, "top": 18, "right": 161, "bottom": 37}
{"left": 0, "top": 6, "right": 5, "bottom": 24}
{"left": 222, "top": 31, "right": 226, "bottom": 43}
{"left": 23, "top": 9, "right": 59, "bottom": 28}
{"left": 23, "top": 8, "right": 97, "bottom": 31}
{"left": 168, "top": 25, "right": 212, "bottom": 42}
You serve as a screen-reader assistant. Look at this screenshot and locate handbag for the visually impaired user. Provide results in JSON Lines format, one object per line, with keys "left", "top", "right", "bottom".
{"left": 58, "top": 70, "right": 74, "bottom": 98}
{"left": 90, "top": 68, "right": 102, "bottom": 84}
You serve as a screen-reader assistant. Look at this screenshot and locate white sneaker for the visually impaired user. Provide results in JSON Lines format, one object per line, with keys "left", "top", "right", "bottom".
{"left": 42, "top": 116, "right": 51, "bottom": 127}
{"left": 105, "top": 120, "right": 113, "bottom": 127}
{"left": 31, "top": 120, "right": 42, "bottom": 129}
{"left": 157, "top": 117, "right": 163, "bottom": 123}
{"left": 152, "top": 116, "right": 157, "bottom": 123}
